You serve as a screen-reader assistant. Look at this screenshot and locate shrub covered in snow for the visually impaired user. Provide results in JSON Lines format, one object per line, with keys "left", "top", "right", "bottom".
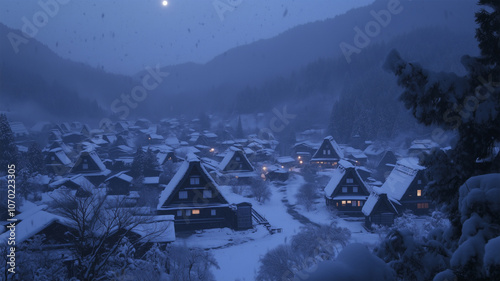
{"left": 250, "top": 178, "right": 272, "bottom": 203}
{"left": 442, "top": 173, "right": 500, "bottom": 280}
{"left": 296, "top": 183, "right": 319, "bottom": 211}
{"left": 298, "top": 243, "right": 395, "bottom": 281}
{"left": 257, "top": 223, "right": 350, "bottom": 281}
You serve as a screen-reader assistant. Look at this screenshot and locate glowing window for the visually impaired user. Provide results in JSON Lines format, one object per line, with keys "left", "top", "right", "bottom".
{"left": 347, "top": 200, "right": 352, "bottom": 204}
{"left": 417, "top": 190, "right": 422, "bottom": 197}
{"left": 192, "top": 210, "right": 200, "bottom": 215}
{"left": 179, "top": 191, "right": 188, "bottom": 199}
{"left": 417, "top": 203, "right": 429, "bottom": 209}
{"left": 341, "top": 200, "right": 346, "bottom": 206}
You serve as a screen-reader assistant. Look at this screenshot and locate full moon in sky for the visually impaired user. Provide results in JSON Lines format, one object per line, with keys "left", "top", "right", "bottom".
{"left": 162, "top": 1, "right": 168, "bottom": 6}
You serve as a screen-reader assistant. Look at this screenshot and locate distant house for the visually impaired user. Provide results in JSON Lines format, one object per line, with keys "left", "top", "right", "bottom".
{"left": 218, "top": 147, "right": 256, "bottom": 184}
{"left": 408, "top": 139, "right": 439, "bottom": 156}
{"left": 373, "top": 158, "right": 431, "bottom": 216}
{"left": 263, "top": 165, "right": 289, "bottom": 182}
{"left": 49, "top": 174, "right": 96, "bottom": 197}
{"left": 0, "top": 209, "right": 77, "bottom": 250}
{"left": 291, "top": 142, "right": 317, "bottom": 163}
{"left": 324, "top": 160, "right": 371, "bottom": 215}
{"left": 146, "top": 133, "right": 164, "bottom": 145}
{"left": 275, "top": 156, "right": 296, "bottom": 169}
{"left": 157, "top": 154, "right": 252, "bottom": 231}
{"left": 70, "top": 150, "right": 111, "bottom": 185}
{"left": 105, "top": 171, "right": 133, "bottom": 195}
{"left": 344, "top": 147, "right": 368, "bottom": 166}
{"left": 45, "top": 148, "right": 72, "bottom": 175}
{"left": 310, "top": 136, "right": 344, "bottom": 167}
{"left": 156, "top": 150, "right": 180, "bottom": 165}
{"left": 9, "top": 121, "right": 29, "bottom": 140}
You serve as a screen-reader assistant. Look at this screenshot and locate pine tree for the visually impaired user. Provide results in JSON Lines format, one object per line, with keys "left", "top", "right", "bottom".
{"left": 0, "top": 114, "right": 18, "bottom": 171}
{"left": 130, "top": 148, "right": 146, "bottom": 178}
{"left": 236, "top": 116, "right": 244, "bottom": 139}
{"left": 27, "top": 142, "right": 45, "bottom": 174}
{"left": 383, "top": 0, "right": 500, "bottom": 250}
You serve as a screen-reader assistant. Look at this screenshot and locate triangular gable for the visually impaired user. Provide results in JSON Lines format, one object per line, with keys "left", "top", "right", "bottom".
{"left": 70, "top": 150, "right": 108, "bottom": 174}
{"left": 324, "top": 165, "right": 370, "bottom": 198}
{"left": 158, "top": 158, "right": 228, "bottom": 209}
{"left": 311, "top": 136, "right": 344, "bottom": 160}
{"left": 376, "top": 150, "right": 397, "bottom": 168}
{"left": 219, "top": 148, "right": 254, "bottom": 172}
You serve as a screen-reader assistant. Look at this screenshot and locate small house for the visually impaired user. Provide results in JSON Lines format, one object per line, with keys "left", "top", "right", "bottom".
{"left": 324, "top": 160, "right": 371, "bottom": 216}
{"left": 310, "top": 136, "right": 344, "bottom": 167}
{"left": 157, "top": 154, "right": 251, "bottom": 231}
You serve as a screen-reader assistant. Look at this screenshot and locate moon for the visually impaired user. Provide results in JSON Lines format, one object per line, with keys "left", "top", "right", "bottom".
{"left": 162, "top": 1, "right": 168, "bottom": 6}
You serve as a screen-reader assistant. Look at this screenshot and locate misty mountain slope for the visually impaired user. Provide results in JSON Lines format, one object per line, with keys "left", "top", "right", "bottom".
{"left": 142, "top": 0, "right": 477, "bottom": 100}
{"left": 138, "top": 23, "right": 479, "bottom": 136}
{"left": 0, "top": 23, "right": 134, "bottom": 120}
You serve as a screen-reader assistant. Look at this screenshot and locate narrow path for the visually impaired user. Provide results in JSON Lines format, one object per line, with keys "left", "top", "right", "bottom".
{"left": 278, "top": 185, "right": 320, "bottom": 228}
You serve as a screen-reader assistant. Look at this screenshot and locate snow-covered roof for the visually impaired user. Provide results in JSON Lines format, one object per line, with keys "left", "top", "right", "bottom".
{"left": 51, "top": 148, "right": 72, "bottom": 166}
{"left": 9, "top": 121, "right": 29, "bottom": 136}
{"left": 0, "top": 210, "right": 73, "bottom": 244}
{"left": 144, "top": 177, "right": 159, "bottom": 185}
{"left": 165, "top": 136, "right": 180, "bottom": 147}
{"left": 105, "top": 171, "right": 133, "bottom": 183}
{"left": 87, "top": 150, "right": 108, "bottom": 171}
{"left": 157, "top": 157, "right": 227, "bottom": 210}
{"left": 324, "top": 168, "right": 346, "bottom": 196}
{"left": 276, "top": 156, "right": 295, "bottom": 164}
{"left": 218, "top": 147, "right": 254, "bottom": 171}
{"left": 362, "top": 193, "right": 379, "bottom": 216}
{"left": 156, "top": 162, "right": 189, "bottom": 209}
{"left": 364, "top": 144, "right": 385, "bottom": 156}
{"left": 377, "top": 158, "right": 424, "bottom": 201}
{"left": 49, "top": 174, "right": 95, "bottom": 189}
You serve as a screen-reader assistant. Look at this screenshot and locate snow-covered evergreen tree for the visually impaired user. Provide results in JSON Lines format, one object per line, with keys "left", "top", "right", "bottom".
{"left": 0, "top": 114, "right": 18, "bottom": 171}
{"left": 383, "top": 0, "right": 500, "bottom": 239}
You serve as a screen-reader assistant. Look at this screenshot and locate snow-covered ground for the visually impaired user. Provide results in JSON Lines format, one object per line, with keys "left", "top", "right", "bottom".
{"left": 174, "top": 173, "right": 381, "bottom": 281}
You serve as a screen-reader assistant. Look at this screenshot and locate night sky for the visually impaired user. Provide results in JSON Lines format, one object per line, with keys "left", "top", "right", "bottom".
{"left": 0, "top": 0, "right": 374, "bottom": 75}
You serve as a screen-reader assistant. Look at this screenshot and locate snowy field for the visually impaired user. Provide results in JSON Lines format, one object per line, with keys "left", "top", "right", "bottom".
{"left": 173, "top": 174, "right": 380, "bottom": 281}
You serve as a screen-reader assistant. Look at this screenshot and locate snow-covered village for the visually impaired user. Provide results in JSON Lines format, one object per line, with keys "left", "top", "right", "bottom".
{"left": 1, "top": 0, "right": 499, "bottom": 280}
